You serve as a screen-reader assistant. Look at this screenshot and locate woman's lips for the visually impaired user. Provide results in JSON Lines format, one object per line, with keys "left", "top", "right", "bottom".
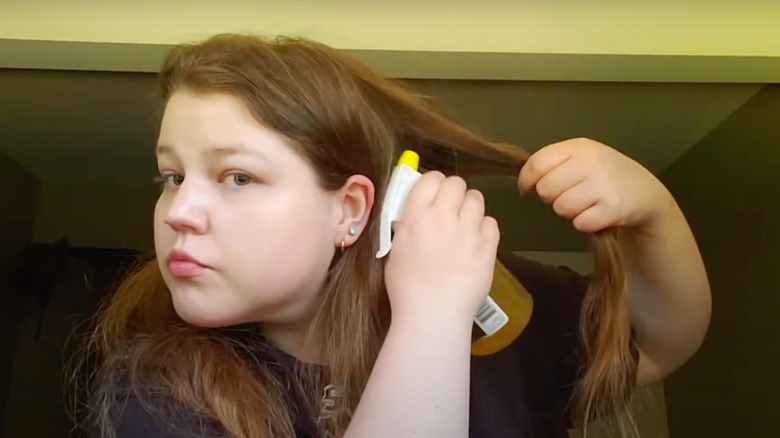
{"left": 166, "top": 249, "right": 209, "bottom": 278}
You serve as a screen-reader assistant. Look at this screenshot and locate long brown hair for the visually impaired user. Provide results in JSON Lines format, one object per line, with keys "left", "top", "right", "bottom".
{"left": 72, "top": 34, "right": 635, "bottom": 437}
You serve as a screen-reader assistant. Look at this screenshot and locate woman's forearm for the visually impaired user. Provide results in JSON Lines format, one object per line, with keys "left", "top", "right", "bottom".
{"left": 344, "top": 311, "right": 474, "bottom": 438}
{"left": 620, "top": 192, "right": 712, "bottom": 385}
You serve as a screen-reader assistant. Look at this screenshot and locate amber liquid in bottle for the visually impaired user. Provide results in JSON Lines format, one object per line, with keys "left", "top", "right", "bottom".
{"left": 470, "top": 260, "right": 534, "bottom": 356}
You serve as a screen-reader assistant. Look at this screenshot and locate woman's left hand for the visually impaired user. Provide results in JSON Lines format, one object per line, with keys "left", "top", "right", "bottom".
{"left": 517, "top": 137, "right": 675, "bottom": 233}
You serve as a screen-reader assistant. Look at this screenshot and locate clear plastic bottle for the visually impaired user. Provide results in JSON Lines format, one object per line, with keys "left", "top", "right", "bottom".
{"left": 470, "top": 260, "right": 533, "bottom": 356}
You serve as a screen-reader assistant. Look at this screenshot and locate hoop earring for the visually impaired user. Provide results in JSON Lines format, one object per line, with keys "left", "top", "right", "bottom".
{"left": 340, "top": 239, "right": 346, "bottom": 253}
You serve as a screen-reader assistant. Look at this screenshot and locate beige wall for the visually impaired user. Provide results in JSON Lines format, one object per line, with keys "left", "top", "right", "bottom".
{"left": 660, "top": 85, "right": 780, "bottom": 436}
{"left": 0, "top": 152, "right": 40, "bottom": 433}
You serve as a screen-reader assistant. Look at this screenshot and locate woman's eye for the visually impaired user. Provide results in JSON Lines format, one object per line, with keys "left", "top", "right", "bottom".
{"left": 228, "top": 173, "right": 253, "bottom": 186}
{"left": 156, "top": 174, "right": 184, "bottom": 188}
{"left": 169, "top": 174, "right": 185, "bottom": 186}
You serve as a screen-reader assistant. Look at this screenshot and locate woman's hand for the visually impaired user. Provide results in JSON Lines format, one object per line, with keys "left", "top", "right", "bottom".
{"left": 518, "top": 137, "right": 675, "bottom": 233}
{"left": 518, "top": 137, "right": 711, "bottom": 386}
{"left": 347, "top": 171, "right": 496, "bottom": 438}
{"left": 384, "top": 171, "right": 500, "bottom": 326}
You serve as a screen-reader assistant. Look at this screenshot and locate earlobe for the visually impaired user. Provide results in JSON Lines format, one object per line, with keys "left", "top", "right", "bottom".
{"left": 335, "top": 174, "right": 374, "bottom": 248}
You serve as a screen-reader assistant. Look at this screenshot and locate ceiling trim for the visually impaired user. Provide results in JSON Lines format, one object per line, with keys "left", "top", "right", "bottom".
{"left": 3, "top": 39, "right": 780, "bottom": 83}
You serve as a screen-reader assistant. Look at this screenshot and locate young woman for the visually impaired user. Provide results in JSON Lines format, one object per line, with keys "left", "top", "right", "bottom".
{"left": 74, "top": 34, "right": 711, "bottom": 438}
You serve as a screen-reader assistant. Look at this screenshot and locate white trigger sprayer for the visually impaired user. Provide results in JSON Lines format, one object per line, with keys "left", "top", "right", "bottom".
{"left": 375, "top": 150, "right": 510, "bottom": 340}
{"left": 375, "top": 150, "right": 422, "bottom": 259}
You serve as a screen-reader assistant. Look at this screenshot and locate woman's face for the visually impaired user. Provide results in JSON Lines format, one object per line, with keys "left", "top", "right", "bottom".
{"left": 154, "top": 90, "right": 350, "bottom": 329}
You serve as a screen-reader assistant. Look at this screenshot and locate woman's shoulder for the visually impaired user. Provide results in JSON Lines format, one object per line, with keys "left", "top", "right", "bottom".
{"left": 496, "top": 251, "right": 590, "bottom": 292}
{"left": 495, "top": 251, "right": 590, "bottom": 326}
{"left": 111, "top": 391, "right": 224, "bottom": 438}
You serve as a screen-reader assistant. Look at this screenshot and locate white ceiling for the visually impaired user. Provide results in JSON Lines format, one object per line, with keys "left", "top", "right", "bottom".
{"left": 0, "top": 69, "right": 761, "bottom": 184}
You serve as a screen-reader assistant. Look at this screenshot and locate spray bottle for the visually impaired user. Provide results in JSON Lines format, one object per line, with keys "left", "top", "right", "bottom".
{"left": 376, "top": 150, "right": 534, "bottom": 356}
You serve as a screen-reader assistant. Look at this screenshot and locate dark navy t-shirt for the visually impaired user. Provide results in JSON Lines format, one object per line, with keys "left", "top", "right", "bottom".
{"left": 111, "top": 252, "right": 624, "bottom": 437}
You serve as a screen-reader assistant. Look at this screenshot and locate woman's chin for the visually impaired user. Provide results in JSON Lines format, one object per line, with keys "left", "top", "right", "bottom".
{"left": 170, "top": 293, "right": 244, "bottom": 328}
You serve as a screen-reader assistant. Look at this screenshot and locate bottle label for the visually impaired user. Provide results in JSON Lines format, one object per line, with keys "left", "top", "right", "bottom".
{"left": 473, "top": 296, "right": 509, "bottom": 337}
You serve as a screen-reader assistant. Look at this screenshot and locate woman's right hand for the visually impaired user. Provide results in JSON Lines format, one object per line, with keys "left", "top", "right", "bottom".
{"left": 348, "top": 171, "right": 495, "bottom": 437}
{"left": 383, "top": 171, "right": 500, "bottom": 327}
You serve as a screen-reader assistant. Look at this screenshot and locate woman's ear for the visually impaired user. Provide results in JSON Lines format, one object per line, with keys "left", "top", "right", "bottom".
{"left": 333, "top": 174, "right": 375, "bottom": 248}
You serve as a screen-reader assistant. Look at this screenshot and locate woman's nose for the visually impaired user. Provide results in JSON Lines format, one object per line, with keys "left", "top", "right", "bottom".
{"left": 163, "top": 181, "right": 209, "bottom": 234}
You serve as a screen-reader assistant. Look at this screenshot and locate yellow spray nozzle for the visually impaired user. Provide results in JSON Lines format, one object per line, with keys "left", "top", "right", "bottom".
{"left": 397, "top": 150, "right": 420, "bottom": 171}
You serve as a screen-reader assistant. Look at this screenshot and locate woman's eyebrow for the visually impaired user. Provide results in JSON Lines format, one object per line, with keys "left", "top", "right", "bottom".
{"left": 207, "top": 144, "right": 268, "bottom": 161}
{"left": 155, "top": 143, "right": 269, "bottom": 161}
